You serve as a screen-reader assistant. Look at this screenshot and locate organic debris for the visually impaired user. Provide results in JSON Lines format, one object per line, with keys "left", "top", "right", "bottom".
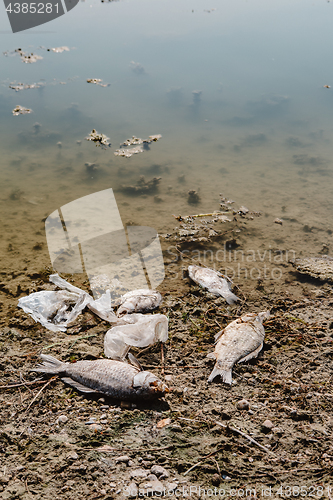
{"left": 85, "top": 129, "right": 111, "bottom": 148}
{"left": 12, "top": 105, "right": 32, "bottom": 116}
{"left": 120, "top": 176, "right": 161, "bottom": 194}
{"left": 48, "top": 46, "right": 70, "bottom": 53}
{"left": 293, "top": 256, "right": 333, "bottom": 283}
{"left": 114, "top": 145, "right": 143, "bottom": 157}
{"left": 87, "top": 78, "right": 110, "bottom": 87}
{"left": 9, "top": 82, "right": 43, "bottom": 92}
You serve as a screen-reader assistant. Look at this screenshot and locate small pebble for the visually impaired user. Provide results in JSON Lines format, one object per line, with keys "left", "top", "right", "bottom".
{"left": 236, "top": 399, "right": 250, "bottom": 411}
{"left": 85, "top": 417, "right": 96, "bottom": 425}
{"left": 164, "top": 375, "right": 173, "bottom": 382}
{"left": 100, "top": 489, "right": 106, "bottom": 496}
{"left": 274, "top": 218, "right": 283, "bottom": 225}
{"left": 67, "top": 451, "right": 78, "bottom": 461}
{"left": 127, "top": 482, "right": 138, "bottom": 498}
{"left": 89, "top": 423, "right": 102, "bottom": 431}
{"left": 58, "top": 415, "right": 68, "bottom": 424}
{"left": 262, "top": 419, "right": 274, "bottom": 431}
{"left": 150, "top": 465, "right": 169, "bottom": 479}
{"left": 116, "top": 455, "right": 130, "bottom": 464}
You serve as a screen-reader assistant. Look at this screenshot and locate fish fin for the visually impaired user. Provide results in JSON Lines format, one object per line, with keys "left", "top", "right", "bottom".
{"left": 225, "top": 291, "right": 240, "bottom": 304}
{"left": 128, "top": 353, "right": 143, "bottom": 371}
{"left": 206, "top": 352, "right": 216, "bottom": 360}
{"left": 238, "top": 343, "right": 263, "bottom": 363}
{"left": 32, "top": 354, "right": 65, "bottom": 374}
{"left": 214, "top": 329, "right": 224, "bottom": 341}
{"left": 61, "top": 377, "right": 98, "bottom": 393}
{"left": 208, "top": 366, "right": 232, "bottom": 385}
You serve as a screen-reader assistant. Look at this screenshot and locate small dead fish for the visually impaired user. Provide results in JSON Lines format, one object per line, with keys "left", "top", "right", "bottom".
{"left": 207, "top": 311, "right": 270, "bottom": 384}
{"left": 117, "top": 289, "right": 162, "bottom": 316}
{"left": 32, "top": 354, "right": 168, "bottom": 400}
{"left": 188, "top": 265, "right": 239, "bottom": 304}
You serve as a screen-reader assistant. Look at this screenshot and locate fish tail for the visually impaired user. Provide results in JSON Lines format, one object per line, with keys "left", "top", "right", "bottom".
{"left": 208, "top": 365, "right": 232, "bottom": 385}
{"left": 32, "top": 354, "right": 66, "bottom": 374}
{"left": 226, "top": 291, "right": 240, "bottom": 304}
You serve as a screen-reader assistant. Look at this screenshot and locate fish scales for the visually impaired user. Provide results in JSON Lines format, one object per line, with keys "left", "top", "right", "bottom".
{"left": 33, "top": 354, "right": 167, "bottom": 400}
{"left": 208, "top": 311, "right": 269, "bottom": 384}
{"left": 188, "top": 265, "right": 239, "bottom": 304}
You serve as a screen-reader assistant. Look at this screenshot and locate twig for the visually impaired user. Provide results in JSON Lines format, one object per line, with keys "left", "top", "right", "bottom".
{"left": 183, "top": 447, "right": 225, "bottom": 476}
{"left": 24, "top": 377, "right": 57, "bottom": 412}
{"left": 173, "top": 212, "right": 231, "bottom": 220}
{"left": 0, "top": 378, "right": 44, "bottom": 390}
{"left": 161, "top": 343, "right": 165, "bottom": 377}
{"left": 189, "top": 317, "right": 200, "bottom": 329}
{"left": 213, "top": 420, "right": 276, "bottom": 456}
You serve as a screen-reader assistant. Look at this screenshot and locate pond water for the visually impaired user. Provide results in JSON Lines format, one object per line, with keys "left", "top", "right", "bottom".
{"left": 1, "top": 0, "right": 333, "bottom": 288}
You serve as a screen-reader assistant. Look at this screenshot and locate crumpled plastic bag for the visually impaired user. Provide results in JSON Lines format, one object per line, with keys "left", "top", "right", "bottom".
{"left": 18, "top": 273, "right": 118, "bottom": 332}
{"left": 104, "top": 313, "right": 168, "bottom": 360}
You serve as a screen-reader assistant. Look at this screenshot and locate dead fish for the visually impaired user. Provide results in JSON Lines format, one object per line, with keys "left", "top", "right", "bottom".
{"left": 117, "top": 289, "right": 162, "bottom": 316}
{"left": 32, "top": 354, "right": 168, "bottom": 400}
{"left": 188, "top": 265, "right": 239, "bottom": 304}
{"left": 207, "top": 311, "right": 270, "bottom": 384}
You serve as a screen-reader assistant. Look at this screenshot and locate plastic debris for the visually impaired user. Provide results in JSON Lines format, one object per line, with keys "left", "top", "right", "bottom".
{"left": 104, "top": 313, "right": 168, "bottom": 360}
{"left": 12, "top": 105, "right": 32, "bottom": 115}
{"left": 85, "top": 129, "right": 111, "bottom": 148}
{"left": 18, "top": 273, "right": 118, "bottom": 332}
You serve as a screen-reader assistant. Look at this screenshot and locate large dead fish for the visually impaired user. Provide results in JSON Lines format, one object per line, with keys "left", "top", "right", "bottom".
{"left": 32, "top": 354, "right": 168, "bottom": 400}
{"left": 188, "top": 265, "right": 239, "bottom": 304}
{"left": 116, "top": 289, "right": 162, "bottom": 316}
{"left": 207, "top": 311, "right": 270, "bottom": 384}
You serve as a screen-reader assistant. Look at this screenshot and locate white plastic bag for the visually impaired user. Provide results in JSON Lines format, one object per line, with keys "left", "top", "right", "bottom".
{"left": 104, "top": 313, "right": 168, "bottom": 360}
{"left": 18, "top": 273, "right": 118, "bottom": 332}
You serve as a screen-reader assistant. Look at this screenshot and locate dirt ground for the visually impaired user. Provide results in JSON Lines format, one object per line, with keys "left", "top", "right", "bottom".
{"left": 0, "top": 217, "right": 333, "bottom": 500}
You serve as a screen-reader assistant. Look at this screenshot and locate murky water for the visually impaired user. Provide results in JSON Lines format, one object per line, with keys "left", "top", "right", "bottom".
{"left": 1, "top": 0, "right": 333, "bottom": 280}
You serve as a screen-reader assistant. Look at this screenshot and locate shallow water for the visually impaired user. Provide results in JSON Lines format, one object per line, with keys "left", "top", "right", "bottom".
{"left": 1, "top": 0, "right": 333, "bottom": 287}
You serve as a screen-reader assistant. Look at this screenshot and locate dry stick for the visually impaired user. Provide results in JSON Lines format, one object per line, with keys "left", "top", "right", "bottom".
{"left": 179, "top": 416, "right": 275, "bottom": 457}
{"left": 24, "top": 377, "right": 57, "bottom": 412}
{"left": 213, "top": 420, "right": 276, "bottom": 456}
{"left": 184, "top": 447, "right": 226, "bottom": 476}
{"left": 161, "top": 342, "right": 165, "bottom": 377}
{"left": 173, "top": 212, "right": 231, "bottom": 220}
{"left": 0, "top": 379, "right": 44, "bottom": 390}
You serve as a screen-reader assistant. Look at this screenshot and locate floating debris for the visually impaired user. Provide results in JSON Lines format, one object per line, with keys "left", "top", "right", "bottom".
{"left": 120, "top": 176, "right": 161, "bottom": 194}
{"left": 207, "top": 311, "right": 270, "bottom": 384}
{"left": 188, "top": 265, "right": 239, "bottom": 304}
{"left": 9, "top": 82, "right": 42, "bottom": 92}
{"left": 274, "top": 218, "right": 283, "bottom": 225}
{"left": 3, "top": 48, "right": 43, "bottom": 63}
{"left": 48, "top": 46, "right": 70, "bottom": 53}
{"left": 120, "top": 136, "right": 144, "bottom": 147}
{"left": 292, "top": 256, "right": 333, "bottom": 283}
{"left": 323, "top": 85, "right": 331, "bottom": 89}
{"left": 86, "top": 129, "right": 111, "bottom": 148}
{"left": 12, "top": 105, "right": 32, "bottom": 116}
{"left": 104, "top": 314, "right": 168, "bottom": 360}
{"left": 57, "top": 142, "right": 62, "bottom": 149}
{"left": 116, "top": 289, "right": 162, "bottom": 316}
{"left": 114, "top": 145, "right": 143, "bottom": 157}
{"left": 118, "top": 134, "right": 162, "bottom": 151}
{"left": 87, "top": 78, "right": 110, "bottom": 87}
{"left": 32, "top": 354, "right": 168, "bottom": 400}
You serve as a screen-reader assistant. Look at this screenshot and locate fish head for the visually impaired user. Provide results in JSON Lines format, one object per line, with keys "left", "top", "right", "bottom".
{"left": 132, "top": 370, "right": 169, "bottom": 398}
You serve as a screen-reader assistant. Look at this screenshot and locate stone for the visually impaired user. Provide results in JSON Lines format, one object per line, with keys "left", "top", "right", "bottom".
{"left": 236, "top": 399, "right": 250, "bottom": 411}
{"left": 150, "top": 465, "right": 169, "bottom": 479}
